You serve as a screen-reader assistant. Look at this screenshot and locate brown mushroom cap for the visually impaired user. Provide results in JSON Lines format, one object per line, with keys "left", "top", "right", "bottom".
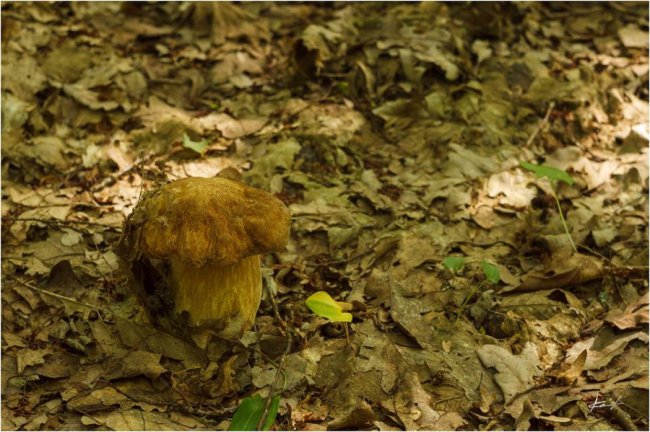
{"left": 126, "top": 177, "right": 290, "bottom": 267}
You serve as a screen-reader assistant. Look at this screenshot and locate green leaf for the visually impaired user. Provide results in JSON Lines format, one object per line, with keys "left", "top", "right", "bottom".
{"left": 305, "top": 291, "right": 352, "bottom": 322}
{"left": 182, "top": 133, "right": 209, "bottom": 155}
{"left": 520, "top": 161, "right": 574, "bottom": 185}
{"left": 230, "top": 395, "right": 265, "bottom": 431}
{"left": 442, "top": 256, "right": 466, "bottom": 272}
{"left": 262, "top": 395, "right": 280, "bottom": 430}
{"left": 481, "top": 261, "right": 501, "bottom": 284}
{"left": 229, "top": 395, "right": 279, "bottom": 431}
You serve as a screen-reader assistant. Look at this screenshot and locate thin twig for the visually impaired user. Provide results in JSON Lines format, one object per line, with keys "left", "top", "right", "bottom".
{"left": 7, "top": 274, "right": 110, "bottom": 312}
{"left": 264, "top": 271, "right": 288, "bottom": 334}
{"left": 256, "top": 334, "right": 291, "bottom": 430}
{"left": 310, "top": 250, "right": 372, "bottom": 266}
{"left": 2, "top": 253, "right": 87, "bottom": 262}
{"left": 607, "top": 397, "right": 638, "bottom": 431}
{"left": 525, "top": 101, "right": 555, "bottom": 148}
{"left": 2, "top": 216, "right": 122, "bottom": 229}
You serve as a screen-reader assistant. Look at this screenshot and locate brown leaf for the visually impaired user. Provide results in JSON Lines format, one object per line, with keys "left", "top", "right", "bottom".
{"left": 114, "top": 318, "right": 206, "bottom": 363}
{"left": 566, "top": 330, "right": 649, "bottom": 371}
{"left": 16, "top": 348, "right": 50, "bottom": 374}
{"left": 327, "top": 399, "right": 376, "bottom": 430}
{"left": 511, "top": 253, "right": 604, "bottom": 293}
{"left": 556, "top": 350, "right": 587, "bottom": 385}
{"left": 104, "top": 350, "right": 166, "bottom": 380}
{"left": 81, "top": 409, "right": 200, "bottom": 431}
{"left": 605, "top": 292, "right": 649, "bottom": 330}
{"left": 476, "top": 342, "right": 542, "bottom": 403}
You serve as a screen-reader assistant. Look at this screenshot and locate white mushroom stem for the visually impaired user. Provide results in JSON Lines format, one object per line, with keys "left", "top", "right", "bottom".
{"left": 169, "top": 255, "right": 262, "bottom": 338}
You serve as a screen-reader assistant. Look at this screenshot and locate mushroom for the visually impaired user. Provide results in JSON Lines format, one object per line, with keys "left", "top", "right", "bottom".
{"left": 117, "top": 177, "right": 290, "bottom": 338}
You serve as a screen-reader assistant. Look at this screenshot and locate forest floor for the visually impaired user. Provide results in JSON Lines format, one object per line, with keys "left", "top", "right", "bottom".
{"left": 2, "top": 2, "right": 649, "bottom": 431}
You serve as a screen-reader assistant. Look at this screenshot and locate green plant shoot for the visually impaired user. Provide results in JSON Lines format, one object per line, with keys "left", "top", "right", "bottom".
{"left": 182, "top": 133, "right": 209, "bottom": 155}
{"left": 480, "top": 261, "right": 500, "bottom": 284}
{"left": 230, "top": 394, "right": 280, "bottom": 431}
{"left": 455, "top": 260, "right": 501, "bottom": 324}
{"left": 520, "top": 161, "right": 578, "bottom": 253}
{"left": 443, "top": 256, "right": 466, "bottom": 272}
{"left": 306, "top": 291, "right": 352, "bottom": 322}
{"left": 520, "top": 161, "right": 574, "bottom": 185}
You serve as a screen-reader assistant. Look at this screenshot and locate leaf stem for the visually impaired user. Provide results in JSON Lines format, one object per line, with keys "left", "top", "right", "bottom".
{"left": 550, "top": 183, "right": 578, "bottom": 253}
{"left": 455, "top": 280, "right": 487, "bottom": 325}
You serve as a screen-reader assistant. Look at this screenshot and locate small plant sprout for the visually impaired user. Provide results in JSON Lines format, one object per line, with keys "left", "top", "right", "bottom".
{"left": 454, "top": 260, "right": 501, "bottom": 324}
{"left": 182, "top": 132, "right": 210, "bottom": 155}
{"left": 481, "top": 260, "right": 500, "bottom": 284}
{"left": 520, "top": 161, "right": 578, "bottom": 253}
{"left": 305, "top": 291, "right": 353, "bottom": 322}
{"left": 230, "top": 394, "right": 280, "bottom": 431}
{"left": 306, "top": 291, "right": 353, "bottom": 344}
{"left": 442, "top": 256, "right": 466, "bottom": 274}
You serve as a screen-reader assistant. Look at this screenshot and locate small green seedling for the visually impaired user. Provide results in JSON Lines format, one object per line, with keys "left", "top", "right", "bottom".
{"left": 305, "top": 291, "right": 353, "bottom": 322}
{"left": 230, "top": 394, "right": 280, "bottom": 431}
{"left": 452, "top": 259, "right": 501, "bottom": 323}
{"left": 520, "top": 161, "right": 574, "bottom": 186}
{"left": 481, "top": 260, "right": 500, "bottom": 284}
{"left": 182, "top": 133, "right": 209, "bottom": 155}
{"left": 520, "top": 161, "right": 577, "bottom": 253}
{"left": 442, "top": 256, "right": 466, "bottom": 273}
{"left": 306, "top": 291, "right": 353, "bottom": 345}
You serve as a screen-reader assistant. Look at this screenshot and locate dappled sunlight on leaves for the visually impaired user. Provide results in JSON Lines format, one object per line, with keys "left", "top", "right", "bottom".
{"left": 2, "top": 1, "right": 648, "bottom": 430}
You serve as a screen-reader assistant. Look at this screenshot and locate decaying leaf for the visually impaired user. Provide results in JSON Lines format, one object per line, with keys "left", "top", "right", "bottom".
{"left": 477, "top": 342, "right": 543, "bottom": 402}
{"left": 2, "top": 2, "right": 648, "bottom": 430}
{"left": 565, "top": 330, "right": 649, "bottom": 371}
{"left": 512, "top": 254, "right": 604, "bottom": 293}
{"left": 81, "top": 409, "right": 205, "bottom": 431}
{"left": 604, "top": 291, "right": 649, "bottom": 330}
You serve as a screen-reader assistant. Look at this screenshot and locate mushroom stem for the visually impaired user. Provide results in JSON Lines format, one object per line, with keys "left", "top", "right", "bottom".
{"left": 169, "top": 255, "right": 262, "bottom": 338}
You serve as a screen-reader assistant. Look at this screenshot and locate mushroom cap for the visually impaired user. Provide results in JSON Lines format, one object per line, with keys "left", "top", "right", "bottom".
{"left": 123, "top": 177, "right": 290, "bottom": 267}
